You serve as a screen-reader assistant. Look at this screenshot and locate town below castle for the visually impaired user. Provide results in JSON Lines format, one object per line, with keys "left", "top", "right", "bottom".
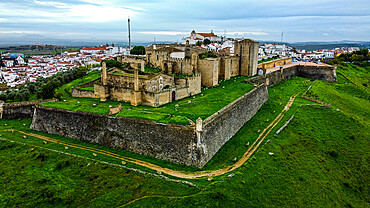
{"left": 0, "top": 30, "right": 360, "bottom": 90}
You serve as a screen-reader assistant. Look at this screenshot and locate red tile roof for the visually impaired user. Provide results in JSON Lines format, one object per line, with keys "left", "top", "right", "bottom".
{"left": 81, "top": 48, "right": 106, "bottom": 51}
{"left": 197, "top": 33, "right": 218, "bottom": 37}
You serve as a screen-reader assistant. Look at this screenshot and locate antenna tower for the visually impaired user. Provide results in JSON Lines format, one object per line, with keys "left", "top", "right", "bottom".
{"left": 128, "top": 17, "right": 131, "bottom": 51}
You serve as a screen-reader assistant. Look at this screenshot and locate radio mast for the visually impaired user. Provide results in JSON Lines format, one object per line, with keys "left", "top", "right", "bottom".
{"left": 128, "top": 17, "right": 131, "bottom": 52}
{"left": 281, "top": 32, "right": 284, "bottom": 44}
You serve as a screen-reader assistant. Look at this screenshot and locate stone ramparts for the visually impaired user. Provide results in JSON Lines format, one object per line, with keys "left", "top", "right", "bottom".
{"left": 30, "top": 84, "right": 269, "bottom": 168}
{"left": 0, "top": 99, "right": 58, "bottom": 120}
{"left": 248, "top": 64, "right": 337, "bottom": 87}
{"left": 195, "top": 84, "right": 269, "bottom": 167}
{"left": 71, "top": 78, "right": 99, "bottom": 98}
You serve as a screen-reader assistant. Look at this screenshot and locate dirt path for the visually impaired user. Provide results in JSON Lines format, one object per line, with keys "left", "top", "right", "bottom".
{"left": 4, "top": 93, "right": 299, "bottom": 180}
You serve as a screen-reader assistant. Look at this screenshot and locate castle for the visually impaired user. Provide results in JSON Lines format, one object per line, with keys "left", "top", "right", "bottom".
{"left": 93, "top": 39, "right": 260, "bottom": 107}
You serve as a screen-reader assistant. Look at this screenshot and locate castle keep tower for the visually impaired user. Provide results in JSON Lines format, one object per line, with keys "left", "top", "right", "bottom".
{"left": 234, "top": 39, "right": 259, "bottom": 76}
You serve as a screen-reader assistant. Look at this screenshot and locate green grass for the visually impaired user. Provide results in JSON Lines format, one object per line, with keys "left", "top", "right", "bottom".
{"left": 0, "top": 133, "right": 199, "bottom": 207}
{"left": 258, "top": 56, "right": 280, "bottom": 64}
{"left": 128, "top": 70, "right": 370, "bottom": 206}
{"left": 57, "top": 71, "right": 101, "bottom": 97}
{"left": 1, "top": 64, "right": 368, "bottom": 207}
{"left": 41, "top": 76, "right": 254, "bottom": 125}
{"left": 79, "top": 86, "right": 95, "bottom": 92}
{"left": 336, "top": 63, "right": 370, "bottom": 93}
{"left": 144, "top": 67, "right": 162, "bottom": 73}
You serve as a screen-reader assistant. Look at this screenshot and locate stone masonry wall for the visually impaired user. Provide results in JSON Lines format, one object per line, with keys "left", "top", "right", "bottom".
{"left": 1, "top": 99, "right": 58, "bottom": 120}
{"left": 196, "top": 84, "right": 269, "bottom": 167}
{"left": 248, "top": 64, "right": 337, "bottom": 87}
{"left": 198, "top": 58, "right": 219, "bottom": 88}
{"left": 30, "top": 106, "right": 200, "bottom": 167}
{"left": 30, "top": 83, "right": 269, "bottom": 168}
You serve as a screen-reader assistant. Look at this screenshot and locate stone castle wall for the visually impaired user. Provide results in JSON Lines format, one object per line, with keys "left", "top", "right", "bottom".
{"left": 198, "top": 58, "right": 220, "bottom": 88}
{"left": 30, "top": 106, "right": 199, "bottom": 166}
{"left": 30, "top": 83, "right": 268, "bottom": 168}
{"left": 248, "top": 64, "right": 337, "bottom": 87}
{"left": 196, "top": 84, "right": 269, "bottom": 167}
{"left": 1, "top": 99, "right": 58, "bottom": 120}
{"left": 257, "top": 57, "right": 292, "bottom": 69}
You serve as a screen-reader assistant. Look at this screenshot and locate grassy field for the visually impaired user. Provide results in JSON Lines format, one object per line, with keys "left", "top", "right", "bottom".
{"left": 0, "top": 64, "right": 368, "bottom": 207}
{"left": 0, "top": 137, "right": 199, "bottom": 207}
{"left": 79, "top": 86, "right": 95, "bottom": 91}
{"left": 41, "top": 74, "right": 254, "bottom": 125}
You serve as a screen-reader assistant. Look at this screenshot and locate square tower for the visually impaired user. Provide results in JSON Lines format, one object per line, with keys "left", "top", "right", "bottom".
{"left": 234, "top": 39, "right": 259, "bottom": 77}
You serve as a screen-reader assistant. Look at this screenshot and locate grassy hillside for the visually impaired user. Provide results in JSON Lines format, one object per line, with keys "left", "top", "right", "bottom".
{"left": 0, "top": 63, "right": 369, "bottom": 207}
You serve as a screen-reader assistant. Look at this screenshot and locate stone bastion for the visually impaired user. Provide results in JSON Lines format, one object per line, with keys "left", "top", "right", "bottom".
{"left": 30, "top": 84, "right": 269, "bottom": 168}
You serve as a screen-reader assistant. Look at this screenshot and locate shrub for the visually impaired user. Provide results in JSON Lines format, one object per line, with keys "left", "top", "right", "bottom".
{"left": 130, "top": 46, "right": 146, "bottom": 55}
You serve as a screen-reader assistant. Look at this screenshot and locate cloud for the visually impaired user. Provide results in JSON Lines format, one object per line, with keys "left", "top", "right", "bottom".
{"left": 226, "top": 32, "right": 270, "bottom": 36}
{"left": 34, "top": 0, "right": 68, "bottom": 8}
{"left": 0, "top": 31, "right": 44, "bottom": 34}
{"left": 138, "top": 31, "right": 188, "bottom": 36}
{"left": 322, "top": 33, "right": 329, "bottom": 36}
{"left": 0, "top": 0, "right": 369, "bottom": 42}
{"left": 65, "top": 5, "right": 137, "bottom": 22}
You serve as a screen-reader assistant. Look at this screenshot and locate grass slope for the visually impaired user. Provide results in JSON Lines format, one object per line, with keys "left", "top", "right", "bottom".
{"left": 0, "top": 139, "right": 199, "bottom": 208}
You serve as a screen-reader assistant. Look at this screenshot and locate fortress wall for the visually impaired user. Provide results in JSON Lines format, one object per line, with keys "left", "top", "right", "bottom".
{"left": 158, "top": 91, "right": 171, "bottom": 105}
{"left": 187, "top": 75, "right": 201, "bottom": 95}
{"left": 229, "top": 56, "right": 240, "bottom": 77}
{"left": 1, "top": 99, "right": 57, "bottom": 120}
{"left": 71, "top": 89, "right": 95, "bottom": 98}
{"left": 198, "top": 58, "right": 219, "bottom": 88}
{"left": 142, "top": 92, "right": 156, "bottom": 106}
{"left": 30, "top": 106, "right": 199, "bottom": 167}
{"left": 248, "top": 64, "right": 336, "bottom": 87}
{"left": 110, "top": 87, "right": 132, "bottom": 102}
{"left": 71, "top": 78, "right": 100, "bottom": 98}
{"left": 29, "top": 83, "right": 269, "bottom": 168}
{"left": 176, "top": 88, "right": 189, "bottom": 100}
{"left": 297, "top": 65, "right": 337, "bottom": 82}
{"left": 197, "top": 84, "right": 269, "bottom": 167}
{"left": 258, "top": 57, "right": 292, "bottom": 69}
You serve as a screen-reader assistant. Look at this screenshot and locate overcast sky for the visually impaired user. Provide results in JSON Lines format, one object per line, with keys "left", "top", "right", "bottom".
{"left": 0, "top": 0, "right": 369, "bottom": 44}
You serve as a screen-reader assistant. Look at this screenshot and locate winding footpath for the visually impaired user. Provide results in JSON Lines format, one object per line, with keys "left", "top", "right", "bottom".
{"left": 4, "top": 93, "right": 299, "bottom": 180}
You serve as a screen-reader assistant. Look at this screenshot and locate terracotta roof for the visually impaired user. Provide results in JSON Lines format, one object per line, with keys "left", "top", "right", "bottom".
{"left": 197, "top": 33, "right": 218, "bottom": 37}
{"left": 81, "top": 48, "right": 106, "bottom": 51}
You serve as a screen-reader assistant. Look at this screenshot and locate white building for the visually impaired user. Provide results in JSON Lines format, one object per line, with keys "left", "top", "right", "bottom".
{"left": 182, "top": 30, "right": 222, "bottom": 45}
{"left": 80, "top": 47, "right": 107, "bottom": 54}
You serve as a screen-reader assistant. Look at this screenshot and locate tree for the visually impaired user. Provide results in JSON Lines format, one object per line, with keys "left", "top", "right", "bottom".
{"left": 130, "top": 46, "right": 146, "bottom": 55}
{"left": 360, "top": 48, "right": 369, "bottom": 56}
{"left": 0, "top": 56, "right": 5, "bottom": 67}
{"left": 39, "top": 81, "right": 61, "bottom": 99}
{"left": 76, "top": 66, "right": 88, "bottom": 83}
{"left": 104, "top": 59, "right": 124, "bottom": 69}
{"left": 196, "top": 41, "right": 202, "bottom": 46}
{"left": 203, "top": 39, "right": 211, "bottom": 45}
{"left": 198, "top": 51, "right": 217, "bottom": 59}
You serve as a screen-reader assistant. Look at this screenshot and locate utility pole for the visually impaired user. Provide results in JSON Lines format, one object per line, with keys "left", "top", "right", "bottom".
{"left": 128, "top": 17, "right": 131, "bottom": 52}
{"left": 281, "top": 32, "right": 284, "bottom": 44}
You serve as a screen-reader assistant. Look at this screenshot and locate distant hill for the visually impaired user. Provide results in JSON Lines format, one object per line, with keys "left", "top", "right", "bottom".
{"left": 290, "top": 41, "right": 370, "bottom": 51}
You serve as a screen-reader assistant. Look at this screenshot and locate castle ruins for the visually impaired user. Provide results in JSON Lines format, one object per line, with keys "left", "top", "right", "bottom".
{"left": 93, "top": 39, "right": 260, "bottom": 107}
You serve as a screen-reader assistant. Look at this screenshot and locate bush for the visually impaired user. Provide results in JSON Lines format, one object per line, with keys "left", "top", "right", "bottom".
{"left": 104, "top": 59, "right": 124, "bottom": 69}
{"left": 199, "top": 51, "right": 217, "bottom": 59}
{"left": 203, "top": 39, "right": 211, "bottom": 45}
{"left": 54, "top": 92, "right": 63, "bottom": 100}
{"left": 130, "top": 46, "right": 146, "bottom": 55}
